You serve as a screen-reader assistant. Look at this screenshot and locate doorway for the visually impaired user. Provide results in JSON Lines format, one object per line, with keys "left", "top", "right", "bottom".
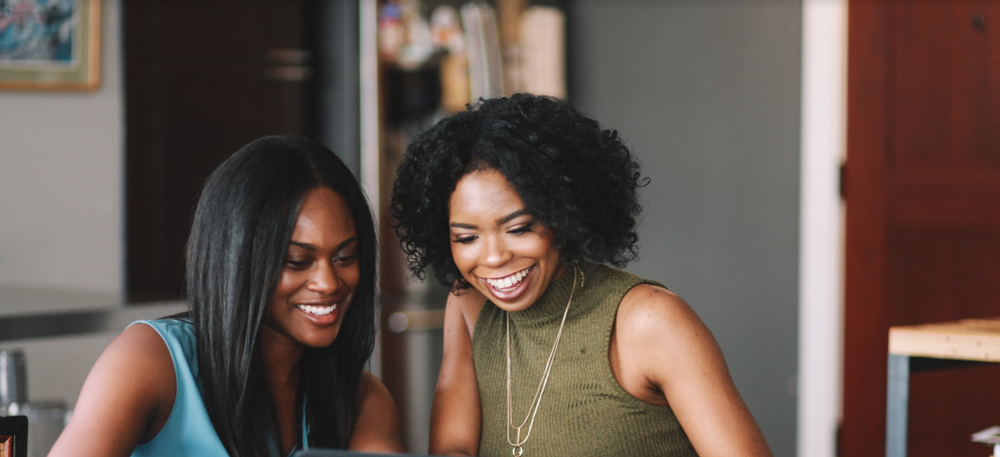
{"left": 842, "top": 1, "right": 1000, "bottom": 455}
{"left": 124, "top": 0, "right": 320, "bottom": 301}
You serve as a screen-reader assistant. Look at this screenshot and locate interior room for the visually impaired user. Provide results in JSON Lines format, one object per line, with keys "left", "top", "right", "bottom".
{"left": 1, "top": 1, "right": 997, "bottom": 457}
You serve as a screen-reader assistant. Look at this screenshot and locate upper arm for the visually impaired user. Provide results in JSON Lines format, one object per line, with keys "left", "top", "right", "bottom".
{"left": 348, "top": 371, "right": 404, "bottom": 453}
{"left": 428, "top": 288, "right": 484, "bottom": 456}
{"left": 616, "top": 285, "right": 773, "bottom": 457}
{"left": 48, "top": 323, "right": 175, "bottom": 457}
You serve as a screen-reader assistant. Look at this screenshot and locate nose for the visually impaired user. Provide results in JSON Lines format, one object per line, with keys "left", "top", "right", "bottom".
{"left": 306, "top": 261, "right": 342, "bottom": 295}
{"left": 481, "top": 235, "right": 512, "bottom": 267}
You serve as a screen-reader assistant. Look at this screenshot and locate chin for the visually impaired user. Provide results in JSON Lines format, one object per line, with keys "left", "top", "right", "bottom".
{"left": 485, "top": 293, "right": 537, "bottom": 313}
{"left": 300, "top": 331, "right": 341, "bottom": 348}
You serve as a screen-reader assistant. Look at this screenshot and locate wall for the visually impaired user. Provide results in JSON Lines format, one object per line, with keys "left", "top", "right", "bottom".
{"left": 0, "top": 0, "right": 123, "bottom": 294}
{"left": 568, "top": 1, "right": 802, "bottom": 455}
{"left": 798, "top": 1, "right": 846, "bottom": 456}
{"left": 317, "top": 1, "right": 362, "bottom": 176}
{"left": 0, "top": 0, "right": 127, "bottom": 411}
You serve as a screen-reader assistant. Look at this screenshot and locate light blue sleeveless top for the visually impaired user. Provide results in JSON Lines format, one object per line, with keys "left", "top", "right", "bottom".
{"left": 130, "top": 319, "right": 309, "bottom": 457}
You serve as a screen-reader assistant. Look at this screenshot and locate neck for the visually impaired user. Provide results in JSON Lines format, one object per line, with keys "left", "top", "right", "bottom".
{"left": 260, "top": 329, "right": 304, "bottom": 391}
{"left": 260, "top": 330, "right": 304, "bottom": 455}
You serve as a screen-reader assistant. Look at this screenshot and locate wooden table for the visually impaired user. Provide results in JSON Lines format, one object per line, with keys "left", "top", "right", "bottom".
{"left": 886, "top": 318, "right": 1000, "bottom": 457}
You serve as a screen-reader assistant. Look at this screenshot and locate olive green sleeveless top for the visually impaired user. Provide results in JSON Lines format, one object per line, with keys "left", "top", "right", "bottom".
{"left": 472, "top": 264, "right": 698, "bottom": 457}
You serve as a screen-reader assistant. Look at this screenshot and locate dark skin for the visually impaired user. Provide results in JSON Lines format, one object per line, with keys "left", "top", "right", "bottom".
{"left": 48, "top": 325, "right": 402, "bottom": 456}
{"left": 50, "top": 188, "right": 403, "bottom": 456}
{"left": 429, "top": 170, "right": 773, "bottom": 456}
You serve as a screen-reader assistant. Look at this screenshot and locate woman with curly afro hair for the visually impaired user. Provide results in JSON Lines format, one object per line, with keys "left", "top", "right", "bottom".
{"left": 390, "top": 94, "right": 772, "bottom": 457}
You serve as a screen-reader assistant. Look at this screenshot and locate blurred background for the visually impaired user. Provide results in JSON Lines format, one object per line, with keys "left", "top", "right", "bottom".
{"left": 2, "top": 1, "right": 998, "bottom": 456}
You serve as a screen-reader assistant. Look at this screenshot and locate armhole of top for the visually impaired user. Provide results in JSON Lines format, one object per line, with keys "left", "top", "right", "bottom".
{"left": 469, "top": 296, "right": 491, "bottom": 344}
{"left": 600, "top": 280, "right": 677, "bottom": 410}
{"left": 129, "top": 320, "right": 182, "bottom": 446}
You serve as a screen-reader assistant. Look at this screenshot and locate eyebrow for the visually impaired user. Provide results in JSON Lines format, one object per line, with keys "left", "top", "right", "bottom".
{"left": 450, "top": 209, "right": 532, "bottom": 229}
{"left": 289, "top": 236, "right": 358, "bottom": 251}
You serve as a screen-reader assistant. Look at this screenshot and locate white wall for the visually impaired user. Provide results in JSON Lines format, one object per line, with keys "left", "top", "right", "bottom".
{"left": 798, "top": 1, "right": 846, "bottom": 456}
{"left": 0, "top": 0, "right": 127, "bottom": 414}
{"left": 0, "top": 0, "right": 123, "bottom": 294}
{"left": 2, "top": 332, "right": 117, "bottom": 406}
{"left": 0, "top": 302, "right": 184, "bottom": 408}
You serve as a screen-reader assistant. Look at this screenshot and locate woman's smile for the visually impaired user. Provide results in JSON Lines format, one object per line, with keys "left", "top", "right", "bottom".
{"left": 479, "top": 266, "right": 534, "bottom": 300}
{"left": 295, "top": 299, "right": 340, "bottom": 323}
{"left": 448, "top": 169, "right": 564, "bottom": 312}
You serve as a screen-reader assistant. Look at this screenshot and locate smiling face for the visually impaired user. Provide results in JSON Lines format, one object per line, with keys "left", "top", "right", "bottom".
{"left": 266, "top": 186, "right": 360, "bottom": 349}
{"left": 448, "top": 169, "right": 565, "bottom": 312}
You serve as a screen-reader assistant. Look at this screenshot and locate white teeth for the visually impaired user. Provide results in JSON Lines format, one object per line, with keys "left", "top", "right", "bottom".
{"left": 297, "top": 303, "right": 337, "bottom": 316}
{"left": 485, "top": 267, "right": 531, "bottom": 291}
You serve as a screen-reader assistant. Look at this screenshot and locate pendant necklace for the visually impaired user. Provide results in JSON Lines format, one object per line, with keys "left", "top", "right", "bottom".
{"left": 506, "top": 265, "right": 583, "bottom": 457}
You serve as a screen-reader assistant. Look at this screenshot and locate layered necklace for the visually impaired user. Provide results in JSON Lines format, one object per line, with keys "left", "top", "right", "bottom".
{"left": 505, "top": 265, "right": 583, "bottom": 457}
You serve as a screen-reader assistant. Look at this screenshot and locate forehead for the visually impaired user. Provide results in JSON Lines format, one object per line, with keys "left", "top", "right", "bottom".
{"left": 292, "top": 187, "right": 356, "bottom": 237}
{"left": 448, "top": 169, "right": 525, "bottom": 218}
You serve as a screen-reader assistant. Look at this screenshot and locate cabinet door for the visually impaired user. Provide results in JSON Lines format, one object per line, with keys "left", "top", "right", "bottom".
{"left": 125, "top": 0, "right": 316, "bottom": 301}
{"left": 843, "top": 1, "right": 1000, "bottom": 456}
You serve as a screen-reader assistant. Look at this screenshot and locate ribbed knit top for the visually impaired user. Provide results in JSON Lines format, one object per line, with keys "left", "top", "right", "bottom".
{"left": 472, "top": 264, "right": 698, "bottom": 457}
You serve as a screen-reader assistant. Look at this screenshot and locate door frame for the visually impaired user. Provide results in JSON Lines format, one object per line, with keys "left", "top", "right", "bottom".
{"left": 798, "top": 1, "right": 848, "bottom": 457}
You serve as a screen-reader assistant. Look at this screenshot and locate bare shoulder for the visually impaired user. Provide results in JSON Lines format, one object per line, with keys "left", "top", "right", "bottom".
{"left": 615, "top": 285, "right": 774, "bottom": 456}
{"left": 447, "top": 287, "right": 486, "bottom": 339}
{"left": 617, "top": 284, "right": 706, "bottom": 339}
{"left": 93, "top": 323, "right": 176, "bottom": 397}
{"left": 431, "top": 287, "right": 483, "bottom": 455}
{"left": 117, "top": 322, "right": 173, "bottom": 358}
{"left": 49, "top": 322, "right": 175, "bottom": 456}
{"left": 359, "top": 370, "right": 394, "bottom": 404}
{"left": 106, "top": 323, "right": 177, "bottom": 400}
{"left": 351, "top": 371, "right": 404, "bottom": 452}
{"left": 615, "top": 284, "right": 722, "bottom": 383}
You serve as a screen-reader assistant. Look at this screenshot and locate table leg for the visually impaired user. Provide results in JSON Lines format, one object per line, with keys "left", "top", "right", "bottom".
{"left": 886, "top": 354, "right": 910, "bottom": 457}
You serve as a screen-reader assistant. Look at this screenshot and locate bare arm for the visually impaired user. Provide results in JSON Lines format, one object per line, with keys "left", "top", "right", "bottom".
{"left": 48, "top": 323, "right": 175, "bottom": 457}
{"left": 348, "top": 371, "right": 405, "bottom": 452}
{"left": 428, "top": 288, "right": 485, "bottom": 456}
{"left": 614, "top": 285, "right": 773, "bottom": 457}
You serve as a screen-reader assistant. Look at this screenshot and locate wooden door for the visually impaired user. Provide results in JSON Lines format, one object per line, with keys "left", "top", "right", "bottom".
{"left": 125, "top": 0, "right": 318, "bottom": 301}
{"left": 843, "top": 1, "right": 1000, "bottom": 456}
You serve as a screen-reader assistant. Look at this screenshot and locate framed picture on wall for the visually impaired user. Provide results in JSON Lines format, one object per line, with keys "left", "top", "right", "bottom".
{"left": 0, "top": 414, "right": 27, "bottom": 457}
{"left": 0, "top": 0, "right": 100, "bottom": 91}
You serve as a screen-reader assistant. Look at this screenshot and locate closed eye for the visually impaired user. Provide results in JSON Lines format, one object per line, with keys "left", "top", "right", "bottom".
{"left": 509, "top": 221, "right": 536, "bottom": 235}
{"left": 452, "top": 235, "right": 477, "bottom": 244}
{"left": 334, "top": 252, "right": 359, "bottom": 265}
{"left": 285, "top": 258, "right": 312, "bottom": 270}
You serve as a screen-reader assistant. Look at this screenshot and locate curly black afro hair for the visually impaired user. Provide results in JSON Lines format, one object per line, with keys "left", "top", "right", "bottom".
{"left": 389, "top": 93, "right": 648, "bottom": 290}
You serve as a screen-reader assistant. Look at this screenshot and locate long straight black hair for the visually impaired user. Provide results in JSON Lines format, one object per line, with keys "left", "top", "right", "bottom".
{"left": 185, "top": 135, "right": 378, "bottom": 456}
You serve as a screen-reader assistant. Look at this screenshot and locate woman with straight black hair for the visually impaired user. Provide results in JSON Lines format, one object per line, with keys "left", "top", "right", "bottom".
{"left": 50, "top": 135, "right": 403, "bottom": 456}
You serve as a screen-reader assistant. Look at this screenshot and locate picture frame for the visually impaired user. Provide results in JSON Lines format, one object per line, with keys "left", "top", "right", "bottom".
{"left": 0, "top": 435, "right": 12, "bottom": 457}
{"left": 0, "top": 0, "right": 101, "bottom": 91}
{"left": 0, "top": 415, "right": 27, "bottom": 457}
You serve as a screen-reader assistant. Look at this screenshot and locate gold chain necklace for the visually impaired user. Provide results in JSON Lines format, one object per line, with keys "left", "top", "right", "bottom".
{"left": 506, "top": 265, "right": 583, "bottom": 457}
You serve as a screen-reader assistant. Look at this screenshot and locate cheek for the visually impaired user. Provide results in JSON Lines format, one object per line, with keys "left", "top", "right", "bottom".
{"left": 341, "top": 264, "right": 362, "bottom": 293}
{"left": 450, "top": 244, "right": 476, "bottom": 272}
{"left": 274, "top": 270, "right": 303, "bottom": 299}
{"left": 534, "top": 233, "right": 558, "bottom": 259}
{"left": 349, "top": 267, "right": 362, "bottom": 288}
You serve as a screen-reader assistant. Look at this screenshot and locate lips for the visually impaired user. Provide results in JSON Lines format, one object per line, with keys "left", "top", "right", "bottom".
{"left": 483, "top": 267, "right": 531, "bottom": 291}
{"left": 295, "top": 300, "right": 341, "bottom": 325}
{"left": 297, "top": 303, "right": 337, "bottom": 315}
{"left": 479, "top": 266, "right": 534, "bottom": 301}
